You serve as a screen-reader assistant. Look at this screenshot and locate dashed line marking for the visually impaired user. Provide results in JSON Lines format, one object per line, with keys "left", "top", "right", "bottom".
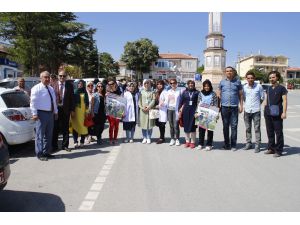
{"left": 78, "top": 145, "right": 121, "bottom": 211}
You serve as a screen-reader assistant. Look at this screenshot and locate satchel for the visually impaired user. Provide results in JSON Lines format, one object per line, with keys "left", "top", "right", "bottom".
{"left": 267, "top": 86, "right": 280, "bottom": 116}
{"left": 149, "top": 109, "right": 160, "bottom": 119}
{"left": 269, "top": 105, "right": 280, "bottom": 116}
{"left": 84, "top": 114, "right": 94, "bottom": 127}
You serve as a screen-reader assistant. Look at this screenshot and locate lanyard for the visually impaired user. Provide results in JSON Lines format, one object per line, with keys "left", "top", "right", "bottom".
{"left": 188, "top": 91, "right": 194, "bottom": 101}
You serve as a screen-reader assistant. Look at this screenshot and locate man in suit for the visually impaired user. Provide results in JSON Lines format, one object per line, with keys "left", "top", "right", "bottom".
{"left": 52, "top": 69, "right": 75, "bottom": 152}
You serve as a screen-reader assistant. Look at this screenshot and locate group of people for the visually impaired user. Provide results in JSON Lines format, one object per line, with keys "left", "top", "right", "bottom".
{"left": 29, "top": 66, "right": 288, "bottom": 161}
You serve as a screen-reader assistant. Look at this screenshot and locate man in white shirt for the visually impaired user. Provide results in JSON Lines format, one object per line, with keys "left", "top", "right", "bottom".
{"left": 30, "top": 71, "right": 58, "bottom": 161}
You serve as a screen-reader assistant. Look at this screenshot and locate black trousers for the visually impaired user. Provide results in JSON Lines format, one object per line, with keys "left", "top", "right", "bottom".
{"left": 198, "top": 127, "right": 214, "bottom": 146}
{"left": 156, "top": 120, "right": 166, "bottom": 140}
{"left": 264, "top": 115, "right": 284, "bottom": 153}
{"left": 52, "top": 106, "right": 70, "bottom": 149}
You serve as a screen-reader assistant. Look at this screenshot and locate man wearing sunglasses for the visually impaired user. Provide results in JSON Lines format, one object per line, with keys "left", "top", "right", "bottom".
{"left": 52, "top": 70, "right": 75, "bottom": 152}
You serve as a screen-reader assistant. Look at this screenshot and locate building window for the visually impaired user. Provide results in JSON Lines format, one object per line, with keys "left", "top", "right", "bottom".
{"left": 214, "top": 39, "right": 219, "bottom": 47}
{"left": 185, "top": 61, "right": 192, "bottom": 69}
{"left": 214, "top": 56, "right": 220, "bottom": 67}
{"left": 222, "top": 56, "right": 225, "bottom": 67}
{"left": 206, "top": 56, "right": 212, "bottom": 67}
{"left": 256, "top": 57, "right": 262, "bottom": 62}
{"left": 208, "top": 39, "right": 213, "bottom": 47}
{"left": 155, "top": 60, "right": 172, "bottom": 68}
{"left": 272, "top": 58, "right": 277, "bottom": 63}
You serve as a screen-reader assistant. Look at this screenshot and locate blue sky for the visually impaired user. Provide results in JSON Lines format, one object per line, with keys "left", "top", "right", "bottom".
{"left": 76, "top": 12, "right": 300, "bottom": 67}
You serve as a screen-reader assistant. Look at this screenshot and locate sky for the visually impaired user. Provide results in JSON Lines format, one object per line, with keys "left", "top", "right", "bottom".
{"left": 76, "top": 12, "right": 300, "bottom": 67}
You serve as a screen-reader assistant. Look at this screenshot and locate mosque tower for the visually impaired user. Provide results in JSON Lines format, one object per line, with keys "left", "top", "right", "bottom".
{"left": 202, "top": 12, "right": 227, "bottom": 84}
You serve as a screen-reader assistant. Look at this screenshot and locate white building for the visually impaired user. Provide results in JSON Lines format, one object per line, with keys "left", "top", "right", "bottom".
{"left": 236, "top": 54, "right": 288, "bottom": 79}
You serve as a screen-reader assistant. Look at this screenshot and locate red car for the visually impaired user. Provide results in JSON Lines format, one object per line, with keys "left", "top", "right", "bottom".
{"left": 0, "top": 133, "right": 10, "bottom": 190}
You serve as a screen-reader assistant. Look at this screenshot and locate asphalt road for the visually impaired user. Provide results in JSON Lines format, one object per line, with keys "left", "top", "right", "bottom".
{"left": 1, "top": 90, "right": 300, "bottom": 212}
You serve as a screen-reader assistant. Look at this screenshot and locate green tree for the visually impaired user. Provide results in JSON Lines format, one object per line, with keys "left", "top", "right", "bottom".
{"left": 0, "top": 12, "right": 97, "bottom": 75}
{"left": 121, "top": 38, "right": 159, "bottom": 80}
{"left": 99, "top": 52, "right": 119, "bottom": 78}
{"left": 197, "top": 64, "right": 204, "bottom": 74}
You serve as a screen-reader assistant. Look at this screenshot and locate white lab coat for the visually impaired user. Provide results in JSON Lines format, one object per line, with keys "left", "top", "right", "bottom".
{"left": 123, "top": 91, "right": 139, "bottom": 123}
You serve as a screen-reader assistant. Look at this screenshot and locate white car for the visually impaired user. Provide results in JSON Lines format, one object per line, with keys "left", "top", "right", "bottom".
{"left": 0, "top": 88, "right": 35, "bottom": 146}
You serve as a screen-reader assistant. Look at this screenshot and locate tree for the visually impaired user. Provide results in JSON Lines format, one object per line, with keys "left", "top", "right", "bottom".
{"left": 0, "top": 12, "right": 97, "bottom": 75}
{"left": 121, "top": 38, "right": 159, "bottom": 80}
{"left": 247, "top": 69, "right": 268, "bottom": 83}
{"left": 197, "top": 64, "right": 204, "bottom": 74}
{"left": 99, "top": 52, "right": 119, "bottom": 78}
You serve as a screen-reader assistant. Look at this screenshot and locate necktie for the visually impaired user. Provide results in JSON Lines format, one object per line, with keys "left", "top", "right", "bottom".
{"left": 46, "top": 85, "right": 54, "bottom": 112}
{"left": 59, "top": 83, "right": 63, "bottom": 104}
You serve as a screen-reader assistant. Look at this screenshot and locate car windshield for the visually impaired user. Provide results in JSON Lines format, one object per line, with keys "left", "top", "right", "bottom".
{"left": 1, "top": 92, "right": 30, "bottom": 108}
{"left": 0, "top": 81, "right": 14, "bottom": 89}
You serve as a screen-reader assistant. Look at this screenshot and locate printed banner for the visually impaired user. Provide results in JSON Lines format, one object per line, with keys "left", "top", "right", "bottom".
{"left": 106, "top": 93, "right": 127, "bottom": 119}
{"left": 195, "top": 103, "right": 219, "bottom": 131}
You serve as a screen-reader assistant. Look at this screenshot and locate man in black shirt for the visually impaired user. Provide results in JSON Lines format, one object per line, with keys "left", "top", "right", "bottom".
{"left": 264, "top": 71, "right": 288, "bottom": 157}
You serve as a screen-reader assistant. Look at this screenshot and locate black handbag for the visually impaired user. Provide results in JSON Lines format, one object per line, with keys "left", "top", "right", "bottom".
{"left": 268, "top": 87, "right": 280, "bottom": 116}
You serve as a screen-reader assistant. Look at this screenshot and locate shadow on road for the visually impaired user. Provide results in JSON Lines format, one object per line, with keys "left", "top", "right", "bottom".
{"left": 0, "top": 190, "right": 65, "bottom": 212}
{"left": 55, "top": 149, "right": 110, "bottom": 159}
{"left": 282, "top": 146, "right": 300, "bottom": 156}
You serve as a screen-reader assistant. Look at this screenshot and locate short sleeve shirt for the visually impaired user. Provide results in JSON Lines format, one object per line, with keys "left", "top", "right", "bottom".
{"left": 218, "top": 77, "right": 242, "bottom": 107}
{"left": 264, "top": 85, "right": 287, "bottom": 116}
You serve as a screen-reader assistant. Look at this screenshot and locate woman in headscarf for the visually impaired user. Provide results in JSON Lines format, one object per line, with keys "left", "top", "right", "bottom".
{"left": 138, "top": 79, "right": 155, "bottom": 144}
{"left": 123, "top": 82, "right": 139, "bottom": 143}
{"left": 71, "top": 80, "right": 89, "bottom": 148}
{"left": 195, "top": 79, "right": 218, "bottom": 151}
{"left": 179, "top": 80, "right": 199, "bottom": 149}
{"left": 154, "top": 80, "right": 168, "bottom": 144}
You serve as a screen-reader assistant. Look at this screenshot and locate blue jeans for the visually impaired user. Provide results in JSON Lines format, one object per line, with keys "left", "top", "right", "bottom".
{"left": 125, "top": 128, "right": 135, "bottom": 140}
{"left": 221, "top": 106, "right": 239, "bottom": 148}
{"left": 142, "top": 129, "right": 153, "bottom": 139}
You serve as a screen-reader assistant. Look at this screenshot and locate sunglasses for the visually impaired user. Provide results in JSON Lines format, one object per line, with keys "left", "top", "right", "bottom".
{"left": 87, "top": 85, "right": 93, "bottom": 87}
{"left": 59, "top": 75, "right": 66, "bottom": 77}
{"left": 97, "top": 85, "right": 103, "bottom": 88}
{"left": 108, "top": 83, "right": 115, "bottom": 86}
{"left": 170, "top": 82, "right": 176, "bottom": 85}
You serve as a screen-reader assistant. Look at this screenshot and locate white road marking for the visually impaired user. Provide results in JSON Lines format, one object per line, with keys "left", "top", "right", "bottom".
{"left": 284, "top": 128, "right": 300, "bottom": 132}
{"left": 85, "top": 191, "right": 100, "bottom": 200}
{"left": 78, "top": 145, "right": 121, "bottom": 211}
{"left": 78, "top": 201, "right": 95, "bottom": 211}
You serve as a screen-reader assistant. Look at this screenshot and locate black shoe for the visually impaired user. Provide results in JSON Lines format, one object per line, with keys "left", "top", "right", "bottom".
{"left": 63, "top": 147, "right": 71, "bottom": 152}
{"left": 156, "top": 139, "right": 165, "bottom": 144}
{"left": 38, "top": 156, "right": 48, "bottom": 161}
{"left": 222, "top": 145, "right": 231, "bottom": 150}
{"left": 43, "top": 153, "right": 55, "bottom": 159}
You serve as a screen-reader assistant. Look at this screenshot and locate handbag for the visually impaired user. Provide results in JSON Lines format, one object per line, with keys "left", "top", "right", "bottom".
{"left": 84, "top": 114, "right": 94, "bottom": 127}
{"left": 268, "top": 87, "right": 280, "bottom": 116}
{"left": 149, "top": 109, "right": 160, "bottom": 119}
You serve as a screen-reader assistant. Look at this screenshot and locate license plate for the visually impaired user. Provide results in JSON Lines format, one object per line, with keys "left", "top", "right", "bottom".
{"left": 0, "top": 171, "right": 4, "bottom": 183}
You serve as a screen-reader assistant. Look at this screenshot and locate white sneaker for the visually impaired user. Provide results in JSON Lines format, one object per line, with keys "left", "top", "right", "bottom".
{"left": 124, "top": 139, "right": 129, "bottom": 143}
{"left": 86, "top": 135, "right": 91, "bottom": 144}
{"left": 175, "top": 139, "right": 180, "bottom": 146}
{"left": 142, "top": 138, "right": 147, "bottom": 144}
{"left": 169, "top": 139, "right": 175, "bottom": 146}
{"left": 129, "top": 139, "right": 134, "bottom": 143}
{"left": 205, "top": 146, "right": 212, "bottom": 151}
{"left": 196, "top": 145, "right": 202, "bottom": 150}
{"left": 147, "top": 139, "right": 151, "bottom": 144}
{"left": 74, "top": 143, "right": 78, "bottom": 148}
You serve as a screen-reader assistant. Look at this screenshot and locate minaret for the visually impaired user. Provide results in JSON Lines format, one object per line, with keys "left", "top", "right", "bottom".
{"left": 202, "top": 12, "right": 227, "bottom": 84}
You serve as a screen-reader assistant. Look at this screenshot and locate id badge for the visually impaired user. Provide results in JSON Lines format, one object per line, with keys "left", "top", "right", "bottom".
{"left": 189, "top": 101, "right": 192, "bottom": 106}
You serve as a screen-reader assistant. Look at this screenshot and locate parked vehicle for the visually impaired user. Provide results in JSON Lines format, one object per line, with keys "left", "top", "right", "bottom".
{"left": 0, "top": 88, "right": 35, "bottom": 146}
{"left": 0, "top": 133, "right": 10, "bottom": 190}
{"left": 0, "top": 77, "right": 40, "bottom": 91}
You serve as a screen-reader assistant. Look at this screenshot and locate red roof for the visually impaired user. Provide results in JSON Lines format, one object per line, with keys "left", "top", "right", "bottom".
{"left": 287, "top": 67, "right": 300, "bottom": 71}
{"left": 159, "top": 53, "right": 197, "bottom": 59}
